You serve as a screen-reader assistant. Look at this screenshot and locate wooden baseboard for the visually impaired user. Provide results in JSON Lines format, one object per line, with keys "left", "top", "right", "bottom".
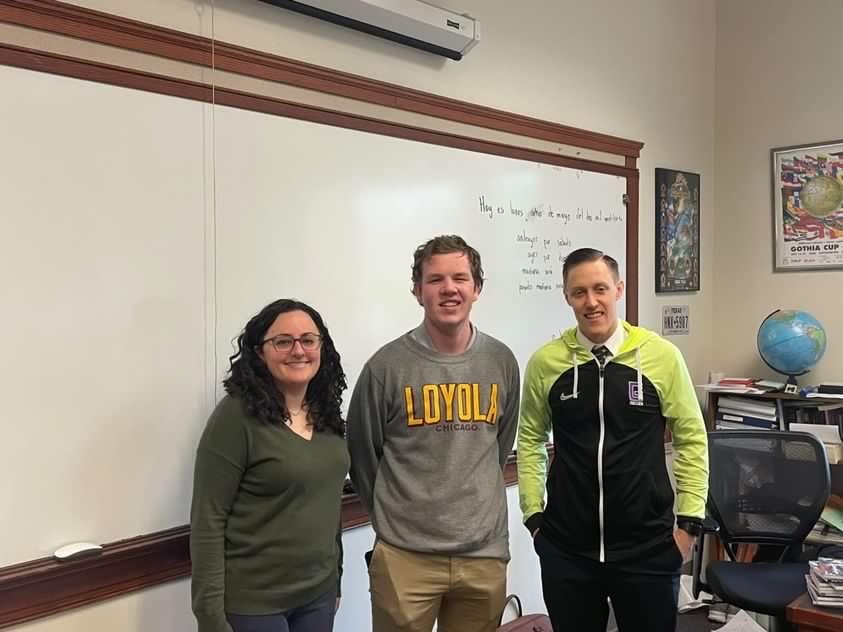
{"left": 0, "top": 449, "right": 539, "bottom": 628}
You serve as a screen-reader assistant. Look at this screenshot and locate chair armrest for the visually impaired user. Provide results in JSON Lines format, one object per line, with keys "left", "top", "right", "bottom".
{"left": 691, "top": 519, "right": 719, "bottom": 599}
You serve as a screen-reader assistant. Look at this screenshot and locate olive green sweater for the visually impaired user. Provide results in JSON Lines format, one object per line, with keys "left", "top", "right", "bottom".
{"left": 190, "top": 396, "right": 349, "bottom": 632}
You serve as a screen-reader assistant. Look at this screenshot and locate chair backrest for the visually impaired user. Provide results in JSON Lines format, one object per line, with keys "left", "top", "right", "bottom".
{"left": 708, "top": 430, "right": 830, "bottom": 554}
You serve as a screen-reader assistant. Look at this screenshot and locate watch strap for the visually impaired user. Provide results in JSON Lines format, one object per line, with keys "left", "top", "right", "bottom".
{"left": 676, "top": 517, "right": 703, "bottom": 536}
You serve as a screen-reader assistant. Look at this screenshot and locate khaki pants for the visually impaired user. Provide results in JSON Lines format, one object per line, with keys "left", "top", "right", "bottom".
{"left": 369, "top": 540, "right": 507, "bottom": 632}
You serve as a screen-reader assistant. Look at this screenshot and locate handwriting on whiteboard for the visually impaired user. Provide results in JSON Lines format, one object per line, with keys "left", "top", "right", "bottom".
{"left": 478, "top": 195, "right": 623, "bottom": 295}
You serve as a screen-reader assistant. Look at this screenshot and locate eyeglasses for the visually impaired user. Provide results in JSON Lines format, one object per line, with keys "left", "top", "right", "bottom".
{"left": 259, "top": 333, "right": 323, "bottom": 353}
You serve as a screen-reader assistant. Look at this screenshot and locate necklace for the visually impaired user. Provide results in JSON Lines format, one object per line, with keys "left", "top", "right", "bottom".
{"left": 285, "top": 407, "right": 312, "bottom": 430}
{"left": 286, "top": 405, "right": 307, "bottom": 423}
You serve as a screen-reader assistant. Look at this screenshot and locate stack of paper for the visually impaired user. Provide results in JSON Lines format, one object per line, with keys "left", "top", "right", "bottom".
{"left": 807, "top": 558, "right": 843, "bottom": 607}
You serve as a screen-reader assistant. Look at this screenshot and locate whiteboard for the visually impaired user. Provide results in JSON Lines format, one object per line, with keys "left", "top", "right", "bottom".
{"left": 0, "top": 66, "right": 208, "bottom": 566}
{"left": 213, "top": 105, "right": 626, "bottom": 392}
{"left": 0, "top": 65, "right": 626, "bottom": 566}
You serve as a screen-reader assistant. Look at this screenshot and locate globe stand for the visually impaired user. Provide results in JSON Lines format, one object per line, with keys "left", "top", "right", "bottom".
{"left": 784, "top": 375, "right": 799, "bottom": 395}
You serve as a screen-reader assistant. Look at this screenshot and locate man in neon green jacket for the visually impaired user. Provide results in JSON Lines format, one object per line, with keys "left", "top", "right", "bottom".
{"left": 518, "top": 247, "right": 708, "bottom": 632}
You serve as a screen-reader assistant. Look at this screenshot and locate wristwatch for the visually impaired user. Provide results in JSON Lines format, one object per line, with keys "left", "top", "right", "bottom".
{"left": 676, "top": 517, "right": 703, "bottom": 537}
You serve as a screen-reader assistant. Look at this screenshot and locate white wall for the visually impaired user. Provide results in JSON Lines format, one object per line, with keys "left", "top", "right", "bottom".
{"left": 714, "top": 0, "right": 843, "bottom": 384}
{"left": 6, "top": 1, "right": 716, "bottom": 629}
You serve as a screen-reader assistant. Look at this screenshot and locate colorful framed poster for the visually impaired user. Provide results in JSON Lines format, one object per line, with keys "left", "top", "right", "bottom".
{"left": 655, "top": 168, "right": 700, "bottom": 292}
{"left": 772, "top": 140, "right": 843, "bottom": 271}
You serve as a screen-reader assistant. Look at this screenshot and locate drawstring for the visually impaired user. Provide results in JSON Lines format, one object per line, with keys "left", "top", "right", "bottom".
{"left": 635, "top": 347, "right": 643, "bottom": 402}
{"left": 572, "top": 348, "right": 579, "bottom": 399}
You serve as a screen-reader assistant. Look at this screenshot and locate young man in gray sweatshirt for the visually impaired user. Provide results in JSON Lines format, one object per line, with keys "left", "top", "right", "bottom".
{"left": 347, "top": 235, "right": 520, "bottom": 632}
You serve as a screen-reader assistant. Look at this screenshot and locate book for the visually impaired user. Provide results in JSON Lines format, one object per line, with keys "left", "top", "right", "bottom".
{"left": 717, "top": 377, "right": 756, "bottom": 385}
{"left": 716, "top": 413, "right": 778, "bottom": 429}
{"left": 699, "top": 384, "right": 766, "bottom": 394}
{"left": 807, "top": 571, "right": 843, "bottom": 596}
{"left": 807, "top": 577, "right": 843, "bottom": 607}
{"left": 715, "top": 420, "right": 774, "bottom": 432}
{"left": 810, "top": 558, "right": 843, "bottom": 584}
{"left": 717, "top": 405, "right": 778, "bottom": 422}
{"left": 755, "top": 379, "right": 786, "bottom": 391}
{"left": 806, "top": 392, "right": 843, "bottom": 399}
{"left": 716, "top": 396, "right": 777, "bottom": 416}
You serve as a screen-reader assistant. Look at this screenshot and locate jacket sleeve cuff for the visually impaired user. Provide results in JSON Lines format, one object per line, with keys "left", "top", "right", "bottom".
{"left": 676, "top": 514, "right": 703, "bottom": 524}
{"left": 525, "top": 512, "right": 544, "bottom": 534}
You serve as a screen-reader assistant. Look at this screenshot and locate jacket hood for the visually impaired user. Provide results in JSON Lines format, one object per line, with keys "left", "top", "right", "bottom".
{"left": 560, "top": 320, "right": 657, "bottom": 358}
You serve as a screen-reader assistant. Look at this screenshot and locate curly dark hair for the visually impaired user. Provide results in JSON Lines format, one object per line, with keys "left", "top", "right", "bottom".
{"left": 223, "top": 299, "right": 346, "bottom": 436}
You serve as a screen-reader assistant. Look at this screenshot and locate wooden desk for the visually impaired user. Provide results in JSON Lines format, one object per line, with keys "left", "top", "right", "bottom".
{"left": 787, "top": 592, "right": 843, "bottom": 631}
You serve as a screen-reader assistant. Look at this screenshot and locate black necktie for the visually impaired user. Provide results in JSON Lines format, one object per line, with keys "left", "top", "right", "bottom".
{"left": 592, "top": 345, "right": 610, "bottom": 367}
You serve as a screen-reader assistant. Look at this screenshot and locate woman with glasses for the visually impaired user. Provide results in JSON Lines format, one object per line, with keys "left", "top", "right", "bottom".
{"left": 190, "top": 299, "right": 349, "bottom": 632}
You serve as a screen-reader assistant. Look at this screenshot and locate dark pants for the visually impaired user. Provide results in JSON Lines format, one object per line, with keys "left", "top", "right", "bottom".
{"left": 226, "top": 586, "right": 337, "bottom": 632}
{"left": 534, "top": 532, "right": 680, "bottom": 632}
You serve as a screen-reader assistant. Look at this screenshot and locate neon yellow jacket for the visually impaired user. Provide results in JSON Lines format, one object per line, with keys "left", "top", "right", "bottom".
{"left": 518, "top": 321, "right": 708, "bottom": 563}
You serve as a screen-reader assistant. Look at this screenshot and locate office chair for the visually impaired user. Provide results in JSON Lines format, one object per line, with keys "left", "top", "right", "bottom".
{"left": 692, "top": 430, "right": 830, "bottom": 632}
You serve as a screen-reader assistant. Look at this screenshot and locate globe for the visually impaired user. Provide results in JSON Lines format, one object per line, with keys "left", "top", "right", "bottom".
{"left": 757, "top": 309, "right": 827, "bottom": 377}
{"left": 800, "top": 174, "right": 843, "bottom": 218}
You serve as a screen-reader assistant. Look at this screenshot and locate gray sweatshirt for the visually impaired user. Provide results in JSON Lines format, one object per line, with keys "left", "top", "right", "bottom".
{"left": 347, "top": 327, "right": 520, "bottom": 560}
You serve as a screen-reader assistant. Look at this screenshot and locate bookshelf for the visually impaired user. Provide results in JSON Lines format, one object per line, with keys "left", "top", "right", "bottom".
{"left": 705, "top": 391, "right": 843, "bottom": 466}
{"left": 705, "top": 391, "right": 843, "bottom": 434}
{"left": 704, "top": 389, "right": 843, "bottom": 512}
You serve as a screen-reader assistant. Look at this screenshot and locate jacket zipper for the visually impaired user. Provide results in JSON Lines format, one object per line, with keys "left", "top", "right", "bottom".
{"left": 597, "top": 361, "right": 606, "bottom": 563}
